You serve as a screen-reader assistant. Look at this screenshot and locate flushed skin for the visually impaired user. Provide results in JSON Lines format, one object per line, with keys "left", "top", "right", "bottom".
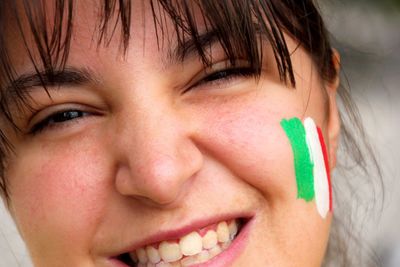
{"left": 3, "top": 1, "right": 340, "bottom": 266}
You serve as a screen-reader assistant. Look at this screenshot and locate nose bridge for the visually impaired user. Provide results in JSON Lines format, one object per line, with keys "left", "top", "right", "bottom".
{"left": 129, "top": 104, "right": 183, "bottom": 179}
{"left": 113, "top": 92, "right": 202, "bottom": 205}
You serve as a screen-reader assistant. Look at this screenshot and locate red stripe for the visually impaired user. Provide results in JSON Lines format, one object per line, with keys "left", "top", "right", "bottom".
{"left": 317, "top": 127, "right": 333, "bottom": 212}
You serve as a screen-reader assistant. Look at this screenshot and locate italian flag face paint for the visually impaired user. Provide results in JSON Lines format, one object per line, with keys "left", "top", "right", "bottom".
{"left": 281, "top": 117, "right": 333, "bottom": 218}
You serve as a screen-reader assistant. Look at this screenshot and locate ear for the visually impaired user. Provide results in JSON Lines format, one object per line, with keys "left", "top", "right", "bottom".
{"left": 326, "top": 49, "right": 341, "bottom": 170}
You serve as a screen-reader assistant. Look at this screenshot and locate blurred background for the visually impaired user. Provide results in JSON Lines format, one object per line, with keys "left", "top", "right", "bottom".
{"left": 0, "top": 1, "right": 399, "bottom": 266}
{"left": 320, "top": 1, "right": 399, "bottom": 266}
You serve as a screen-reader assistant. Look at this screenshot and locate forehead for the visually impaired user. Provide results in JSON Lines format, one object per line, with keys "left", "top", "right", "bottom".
{"left": 3, "top": 1, "right": 184, "bottom": 70}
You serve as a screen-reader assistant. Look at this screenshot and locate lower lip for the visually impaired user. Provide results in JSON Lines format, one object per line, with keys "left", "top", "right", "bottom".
{"left": 108, "top": 218, "right": 254, "bottom": 267}
{"left": 192, "top": 218, "right": 254, "bottom": 267}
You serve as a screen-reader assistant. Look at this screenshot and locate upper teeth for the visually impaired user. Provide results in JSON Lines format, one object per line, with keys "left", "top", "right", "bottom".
{"left": 130, "top": 220, "right": 240, "bottom": 266}
{"left": 179, "top": 232, "right": 203, "bottom": 256}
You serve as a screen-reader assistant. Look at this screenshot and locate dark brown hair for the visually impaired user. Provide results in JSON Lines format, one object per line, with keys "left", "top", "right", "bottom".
{"left": 0, "top": 0, "right": 381, "bottom": 266}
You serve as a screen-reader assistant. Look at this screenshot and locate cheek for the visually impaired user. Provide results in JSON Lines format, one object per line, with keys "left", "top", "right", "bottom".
{"left": 194, "top": 96, "right": 332, "bottom": 265}
{"left": 8, "top": 135, "right": 110, "bottom": 251}
{"left": 195, "top": 93, "right": 299, "bottom": 205}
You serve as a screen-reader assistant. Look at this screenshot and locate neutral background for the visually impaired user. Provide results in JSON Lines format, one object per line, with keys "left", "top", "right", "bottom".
{"left": 1, "top": 1, "right": 399, "bottom": 266}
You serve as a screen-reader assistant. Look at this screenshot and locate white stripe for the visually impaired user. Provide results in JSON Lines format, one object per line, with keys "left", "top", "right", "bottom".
{"left": 304, "top": 117, "right": 329, "bottom": 219}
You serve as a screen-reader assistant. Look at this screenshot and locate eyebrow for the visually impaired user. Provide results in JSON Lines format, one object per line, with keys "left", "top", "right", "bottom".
{"left": 167, "top": 29, "right": 220, "bottom": 64}
{"left": 9, "top": 68, "right": 93, "bottom": 90}
{"left": 1, "top": 68, "right": 95, "bottom": 105}
{"left": 168, "top": 22, "right": 265, "bottom": 64}
{"left": 1, "top": 30, "right": 223, "bottom": 105}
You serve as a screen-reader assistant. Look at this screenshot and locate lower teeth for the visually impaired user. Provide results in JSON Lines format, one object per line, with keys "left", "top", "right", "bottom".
{"left": 135, "top": 241, "right": 230, "bottom": 267}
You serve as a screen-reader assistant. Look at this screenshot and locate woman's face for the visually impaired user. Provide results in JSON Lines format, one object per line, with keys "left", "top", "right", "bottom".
{"left": 4, "top": 1, "right": 340, "bottom": 267}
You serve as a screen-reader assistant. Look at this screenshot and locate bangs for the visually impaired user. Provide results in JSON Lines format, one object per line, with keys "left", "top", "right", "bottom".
{"left": 0, "top": 0, "right": 296, "bottom": 106}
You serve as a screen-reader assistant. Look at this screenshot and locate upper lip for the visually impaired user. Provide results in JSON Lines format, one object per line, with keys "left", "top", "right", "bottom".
{"left": 112, "top": 212, "right": 254, "bottom": 257}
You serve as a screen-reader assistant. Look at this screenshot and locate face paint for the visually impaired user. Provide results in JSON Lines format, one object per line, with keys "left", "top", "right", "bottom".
{"left": 281, "top": 117, "right": 332, "bottom": 218}
{"left": 317, "top": 127, "right": 333, "bottom": 212}
{"left": 303, "top": 118, "right": 331, "bottom": 218}
{"left": 280, "top": 118, "right": 315, "bottom": 201}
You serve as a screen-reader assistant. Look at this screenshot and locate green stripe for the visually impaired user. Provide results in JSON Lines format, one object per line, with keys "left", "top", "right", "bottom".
{"left": 280, "top": 118, "right": 315, "bottom": 201}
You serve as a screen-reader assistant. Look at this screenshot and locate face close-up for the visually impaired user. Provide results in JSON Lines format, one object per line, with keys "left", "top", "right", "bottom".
{"left": 0, "top": 1, "right": 341, "bottom": 266}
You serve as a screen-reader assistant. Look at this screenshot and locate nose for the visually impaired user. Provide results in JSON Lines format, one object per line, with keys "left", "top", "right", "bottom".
{"left": 112, "top": 94, "right": 203, "bottom": 206}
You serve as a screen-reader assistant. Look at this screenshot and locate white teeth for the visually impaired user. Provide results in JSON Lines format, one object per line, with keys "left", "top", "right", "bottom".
{"left": 159, "top": 241, "right": 183, "bottom": 263}
{"left": 216, "top": 221, "right": 230, "bottom": 243}
{"left": 228, "top": 220, "right": 238, "bottom": 240}
{"left": 202, "top": 230, "right": 218, "bottom": 249}
{"left": 180, "top": 256, "right": 197, "bottom": 266}
{"left": 179, "top": 231, "right": 203, "bottom": 256}
{"left": 155, "top": 261, "right": 180, "bottom": 267}
{"left": 181, "top": 250, "right": 210, "bottom": 266}
{"left": 137, "top": 248, "right": 148, "bottom": 263}
{"left": 146, "top": 245, "right": 161, "bottom": 264}
{"left": 221, "top": 240, "right": 231, "bottom": 251}
{"left": 196, "top": 250, "right": 210, "bottom": 263}
{"left": 133, "top": 220, "right": 240, "bottom": 266}
{"left": 208, "top": 245, "right": 222, "bottom": 258}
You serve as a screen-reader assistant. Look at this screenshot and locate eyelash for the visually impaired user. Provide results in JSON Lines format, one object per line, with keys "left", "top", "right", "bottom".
{"left": 28, "top": 66, "right": 256, "bottom": 135}
{"left": 29, "top": 110, "right": 91, "bottom": 134}
{"left": 190, "top": 66, "right": 256, "bottom": 90}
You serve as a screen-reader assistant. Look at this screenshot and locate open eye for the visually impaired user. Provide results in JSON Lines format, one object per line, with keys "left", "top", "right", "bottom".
{"left": 29, "top": 109, "right": 90, "bottom": 134}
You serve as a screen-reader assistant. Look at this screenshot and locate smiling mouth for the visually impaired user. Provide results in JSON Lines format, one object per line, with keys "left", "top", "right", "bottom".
{"left": 116, "top": 218, "right": 246, "bottom": 267}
